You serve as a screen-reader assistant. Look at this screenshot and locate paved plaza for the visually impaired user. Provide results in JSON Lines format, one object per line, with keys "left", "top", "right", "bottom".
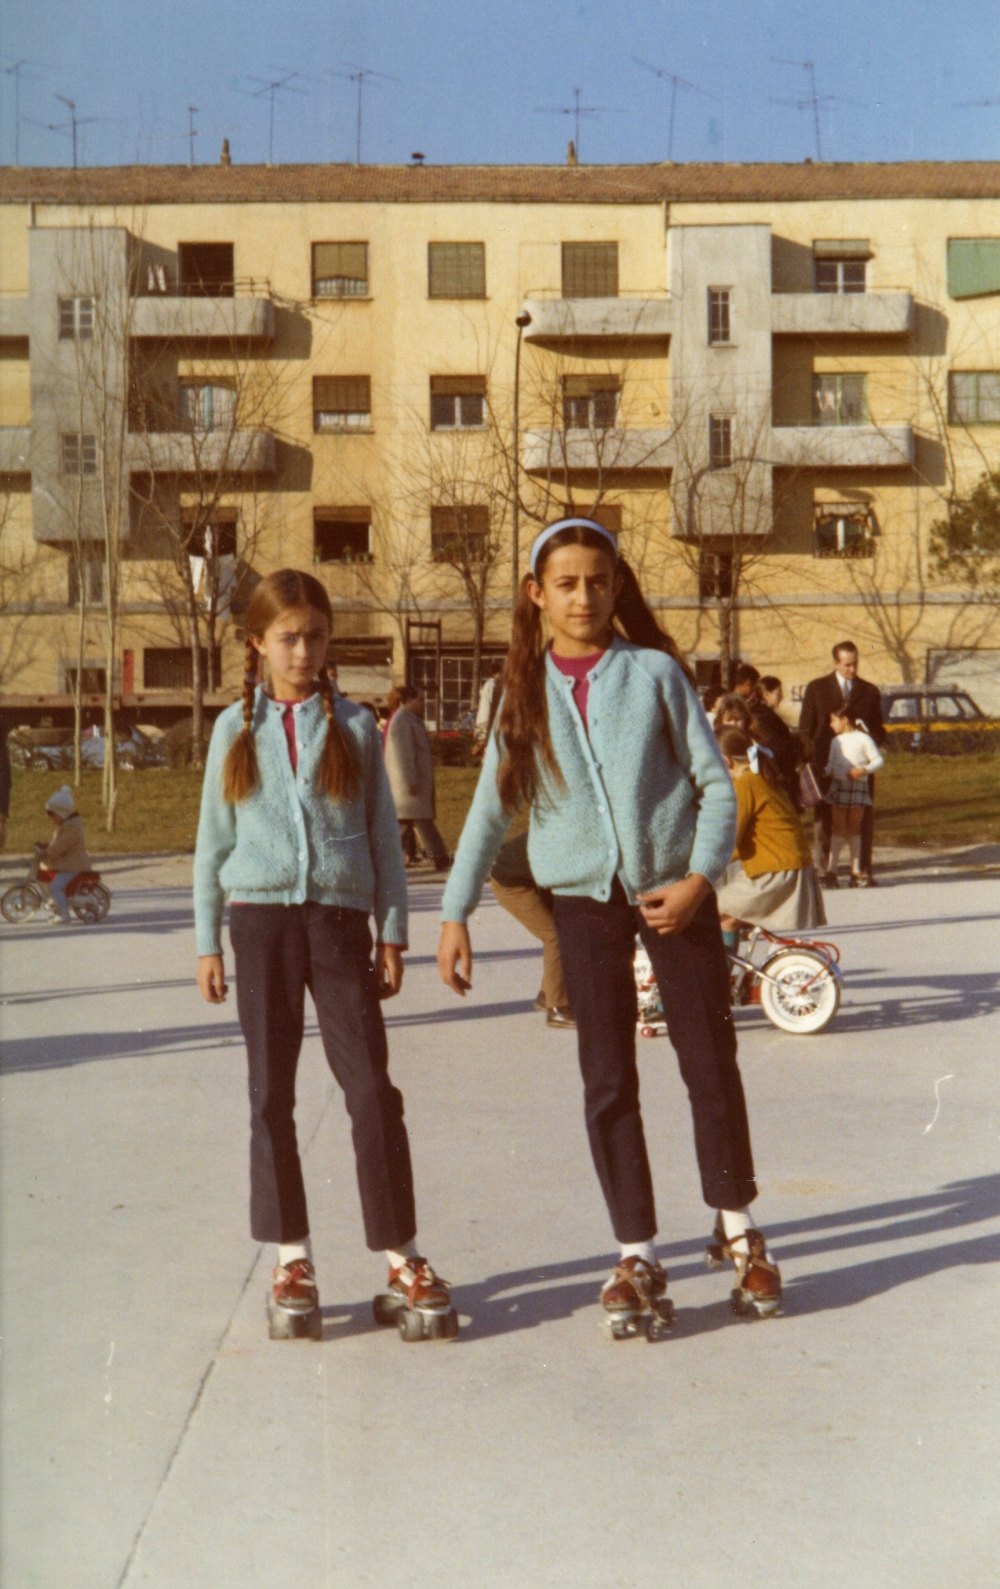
{"left": 1, "top": 847, "right": 998, "bottom": 1588}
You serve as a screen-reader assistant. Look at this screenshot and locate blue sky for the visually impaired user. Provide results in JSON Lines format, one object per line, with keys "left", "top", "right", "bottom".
{"left": 1, "top": 0, "right": 998, "bottom": 168}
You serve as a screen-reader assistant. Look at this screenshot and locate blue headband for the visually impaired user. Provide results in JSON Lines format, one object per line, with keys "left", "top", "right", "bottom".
{"left": 529, "top": 517, "right": 619, "bottom": 577}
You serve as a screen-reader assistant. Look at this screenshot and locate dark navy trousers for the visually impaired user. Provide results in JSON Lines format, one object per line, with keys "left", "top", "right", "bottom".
{"left": 552, "top": 885, "right": 757, "bottom": 1242}
{"left": 229, "top": 903, "right": 416, "bottom": 1250}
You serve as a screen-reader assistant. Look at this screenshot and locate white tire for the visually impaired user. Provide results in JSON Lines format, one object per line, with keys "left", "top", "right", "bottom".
{"left": 758, "top": 950, "right": 841, "bottom": 1035}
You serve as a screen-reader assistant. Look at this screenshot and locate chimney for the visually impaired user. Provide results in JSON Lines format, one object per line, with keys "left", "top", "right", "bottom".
{"left": 567, "top": 140, "right": 578, "bottom": 166}
{"left": 220, "top": 139, "right": 232, "bottom": 167}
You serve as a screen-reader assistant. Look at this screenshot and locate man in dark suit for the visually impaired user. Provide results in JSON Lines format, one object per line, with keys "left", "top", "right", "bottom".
{"left": 799, "top": 640, "right": 886, "bottom": 886}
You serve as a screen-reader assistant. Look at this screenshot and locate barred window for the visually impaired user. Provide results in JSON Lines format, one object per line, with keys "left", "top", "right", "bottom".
{"left": 313, "top": 376, "right": 372, "bottom": 431}
{"left": 563, "top": 375, "right": 620, "bottom": 429}
{"left": 562, "top": 243, "right": 619, "bottom": 298}
{"left": 428, "top": 243, "right": 486, "bottom": 299}
{"left": 699, "top": 547, "right": 734, "bottom": 600}
{"left": 314, "top": 507, "right": 373, "bottom": 563}
{"left": 181, "top": 508, "right": 238, "bottom": 558}
{"left": 708, "top": 288, "right": 731, "bottom": 345}
{"left": 709, "top": 416, "right": 732, "bottom": 470}
{"left": 60, "top": 433, "right": 97, "bottom": 476}
{"left": 814, "top": 504, "right": 878, "bottom": 559}
{"left": 430, "top": 375, "right": 486, "bottom": 430}
{"left": 312, "top": 242, "right": 369, "bottom": 298}
{"left": 813, "top": 373, "right": 868, "bottom": 426}
{"left": 178, "top": 382, "right": 236, "bottom": 432}
{"left": 948, "top": 371, "right": 1000, "bottom": 425}
{"left": 430, "top": 504, "right": 489, "bottom": 562}
{"left": 59, "top": 296, "right": 94, "bottom": 339}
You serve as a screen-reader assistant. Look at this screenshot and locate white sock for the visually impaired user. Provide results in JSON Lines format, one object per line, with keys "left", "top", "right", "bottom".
{"left": 719, "top": 1209, "right": 753, "bottom": 1242}
{"left": 385, "top": 1239, "right": 420, "bottom": 1271}
{"left": 620, "top": 1240, "right": 658, "bottom": 1268}
{"left": 278, "top": 1238, "right": 312, "bottom": 1267}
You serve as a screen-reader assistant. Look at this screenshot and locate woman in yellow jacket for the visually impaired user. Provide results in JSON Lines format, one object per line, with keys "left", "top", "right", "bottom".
{"left": 714, "top": 728, "right": 826, "bottom": 951}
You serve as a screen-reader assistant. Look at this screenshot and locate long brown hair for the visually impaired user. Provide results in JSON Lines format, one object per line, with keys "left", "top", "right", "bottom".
{"left": 496, "top": 521, "right": 694, "bottom": 813}
{"left": 221, "top": 569, "right": 359, "bottom": 804}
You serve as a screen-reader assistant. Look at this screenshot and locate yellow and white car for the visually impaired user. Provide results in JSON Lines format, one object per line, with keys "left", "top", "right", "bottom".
{"left": 881, "top": 686, "right": 1000, "bottom": 753}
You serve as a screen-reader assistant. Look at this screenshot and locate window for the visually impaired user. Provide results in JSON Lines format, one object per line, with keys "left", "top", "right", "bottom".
{"left": 708, "top": 416, "right": 732, "bottom": 470}
{"left": 312, "top": 242, "right": 369, "bottom": 298}
{"left": 561, "top": 243, "right": 619, "bottom": 298}
{"left": 428, "top": 243, "right": 486, "bottom": 299}
{"left": 698, "top": 546, "right": 734, "bottom": 600}
{"left": 430, "top": 376, "right": 486, "bottom": 430}
{"left": 946, "top": 238, "right": 1000, "bottom": 300}
{"left": 885, "top": 694, "right": 920, "bottom": 722}
{"left": 60, "top": 433, "right": 97, "bottom": 476}
{"left": 182, "top": 508, "right": 238, "bottom": 558}
{"left": 813, "top": 240, "right": 870, "bottom": 294}
{"left": 68, "top": 551, "right": 104, "bottom": 607}
{"left": 58, "top": 296, "right": 94, "bottom": 339}
{"left": 313, "top": 376, "right": 371, "bottom": 432}
{"left": 178, "top": 382, "right": 236, "bottom": 432}
{"left": 708, "top": 289, "right": 732, "bottom": 345}
{"left": 143, "top": 647, "right": 219, "bottom": 689}
{"left": 948, "top": 372, "right": 1000, "bottom": 425}
{"left": 314, "top": 508, "right": 373, "bottom": 563}
{"left": 430, "top": 504, "right": 489, "bottom": 562}
{"left": 814, "top": 504, "right": 878, "bottom": 559}
{"left": 813, "top": 373, "right": 867, "bottom": 426}
{"left": 65, "top": 666, "right": 107, "bottom": 695}
{"left": 177, "top": 242, "right": 234, "bottom": 297}
{"left": 563, "top": 377, "right": 620, "bottom": 430}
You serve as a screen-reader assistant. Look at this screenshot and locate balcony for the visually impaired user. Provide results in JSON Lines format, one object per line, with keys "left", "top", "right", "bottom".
{"left": 0, "top": 427, "right": 31, "bottom": 471}
{"left": 131, "top": 294, "right": 274, "bottom": 341}
{"left": 0, "top": 295, "right": 29, "bottom": 338}
{"left": 523, "top": 427, "right": 676, "bottom": 474}
{"left": 771, "top": 292, "right": 914, "bottom": 337}
{"left": 521, "top": 296, "right": 672, "bottom": 343}
{"left": 770, "top": 424, "right": 914, "bottom": 469}
{"left": 128, "top": 430, "right": 276, "bottom": 474}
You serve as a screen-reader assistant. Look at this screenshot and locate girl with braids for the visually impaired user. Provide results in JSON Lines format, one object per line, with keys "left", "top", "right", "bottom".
{"left": 194, "top": 569, "right": 454, "bottom": 1342}
{"left": 438, "top": 518, "right": 782, "bottom": 1327}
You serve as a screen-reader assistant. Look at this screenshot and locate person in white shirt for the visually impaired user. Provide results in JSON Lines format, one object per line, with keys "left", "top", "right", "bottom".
{"left": 822, "top": 706, "right": 885, "bottom": 887}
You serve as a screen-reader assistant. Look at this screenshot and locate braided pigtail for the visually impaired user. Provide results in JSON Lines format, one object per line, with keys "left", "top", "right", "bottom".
{"left": 222, "top": 637, "right": 261, "bottom": 803}
{"left": 316, "top": 666, "right": 360, "bottom": 803}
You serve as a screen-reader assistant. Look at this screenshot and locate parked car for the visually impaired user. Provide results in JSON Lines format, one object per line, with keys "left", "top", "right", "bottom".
{"left": 880, "top": 685, "right": 1000, "bottom": 753}
{"left": 8, "top": 725, "right": 164, "bottom": 771}
{"left": 79, "top": 727, "right": 165, "bottom": 771}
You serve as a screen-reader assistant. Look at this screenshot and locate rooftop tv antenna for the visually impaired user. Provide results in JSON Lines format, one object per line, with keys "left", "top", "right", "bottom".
{"left": 632, "top": 57, "right": 717, "bottom": 161}
{"left": 27, "top": 93, "right": 102, "bottom": 168}
{"left": 187, "top": 105, "right": 199, "bottom": 166}
{"left": 533, "top": 88, "right": 623, "bottom": 162}
{"left": 241, "top": 70, "right": 310, "bottom": 163}
{"left": 770, "top": 58, "right": 865, "bottom": 163}
{"left": 2, "top": 57, "right": 48, "bottom": 165}
{"left": 326, "top": 64, "right": 400, "bottom": 164}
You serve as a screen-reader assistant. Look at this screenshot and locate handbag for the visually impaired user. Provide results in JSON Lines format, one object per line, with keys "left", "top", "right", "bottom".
{"left": 798, "top": 763, "right": 824, "bottom": 809}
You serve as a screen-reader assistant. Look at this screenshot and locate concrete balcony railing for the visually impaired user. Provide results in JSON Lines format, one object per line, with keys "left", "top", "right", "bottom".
{"left": 131, "top": 295, "right": 275, "bottom": 340}
{"left": 0, "top": 295, "right": 30, "bottom": 338}
{"left": 521, "top": 296, "right": 673, "bottom": 342}
{"left": 0, "top": 427, "right": 31, "bottom": 471}
{"left": 770, "top": 292, "right": 914, "bottom": 337}
{"left": 770, "top": 424, "right": 914, "bottom": 469}
{"left": 128, "top": 429, "right": 276, "bottom": 474}
{"left": 523, "top": 426, "right": 676, "bottom": 474}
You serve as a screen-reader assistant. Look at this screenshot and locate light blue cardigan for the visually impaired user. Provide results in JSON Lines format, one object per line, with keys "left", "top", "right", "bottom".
{"left": 441, "top": 637, "right": 736, "bottom": 924}
{"left": 194, "top": 689, "right": 407, "bottom": 955}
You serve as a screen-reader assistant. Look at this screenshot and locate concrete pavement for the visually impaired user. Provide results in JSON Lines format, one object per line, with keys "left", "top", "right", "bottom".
{"left": 1, "top": 849, "right": 999, "bottom": 1588}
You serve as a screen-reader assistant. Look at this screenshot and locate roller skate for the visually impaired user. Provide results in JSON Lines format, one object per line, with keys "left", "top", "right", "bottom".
{"left": 372, "top": 1258, "right": 459, "bottom": 1342}
{"left": 267, "top": 1258, "right": 323, "bottom": 1341}
{"left": 601, "top": 1256, "right": 674, "bottom": 1341}
{"left": 705, "top": 1219, "right": 782, "bottom": 1318}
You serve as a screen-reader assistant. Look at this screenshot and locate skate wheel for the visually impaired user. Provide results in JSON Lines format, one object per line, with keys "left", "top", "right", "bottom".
{"left": 424, "top": 1307, "right": 459, "bottom": 1341}
{"left": 372, "top": 1293, "right": 403, "bottom": 1327}
{"left": 608, "top": 1316, "right": 637, "bottom": 1340}
{"left": 639, "top": 1025, "right": 655, "bottom": 1039}
{"left": 397, "top": 1308, "right": 425, "bottom": 1342}
{"left": 268, "top": 1301, "right": 322, "bottom": 1341}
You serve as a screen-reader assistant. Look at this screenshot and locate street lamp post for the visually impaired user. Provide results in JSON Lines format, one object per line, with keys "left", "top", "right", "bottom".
{"left": 512, "top": 311, "right": 532, "bottom": 607}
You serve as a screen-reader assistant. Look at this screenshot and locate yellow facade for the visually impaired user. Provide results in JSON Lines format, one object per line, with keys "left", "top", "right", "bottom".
{"left": 1, "top": 164, "right": 999, "bottom": 722}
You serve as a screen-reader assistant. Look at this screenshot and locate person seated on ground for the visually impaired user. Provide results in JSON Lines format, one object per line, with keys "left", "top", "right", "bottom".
{"left": 40, "top": 785, "right": 91, "bottom": 925}
{"left": 713, "top": 729, "right": 826, "bottom": 953}
{"left": 713, "top": 693, "right": 752, "bottom": 735}
{"left": 489, "top": 832, "right": 574, "bottom": 1029}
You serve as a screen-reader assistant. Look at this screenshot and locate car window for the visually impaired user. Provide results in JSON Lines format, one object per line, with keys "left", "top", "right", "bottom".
{"left": 953, "top": 693, "right": 983, "bottom": 719}
{"left": 933, "top": 695, "right": 964, "bottom": 720}
{"left": 885, "top": 696, "right": 920, "bottom": 721}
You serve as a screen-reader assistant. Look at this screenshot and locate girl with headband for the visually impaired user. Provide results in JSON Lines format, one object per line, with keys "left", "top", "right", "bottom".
{"left": 437, "top": 518, "right": 782, "bottom": 1329}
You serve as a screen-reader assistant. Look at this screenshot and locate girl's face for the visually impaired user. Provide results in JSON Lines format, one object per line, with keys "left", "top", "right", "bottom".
{"left": 762, "top": 684, "right": 782, "bottom": 709}
{"left": 528, "top": 543, "right": 620, "bottom": 657}
{"left": 830, "top": 710, "right": 849, "bottom": 734}
{"left": 254, "top": 604, "right": 331, "bottom": 700}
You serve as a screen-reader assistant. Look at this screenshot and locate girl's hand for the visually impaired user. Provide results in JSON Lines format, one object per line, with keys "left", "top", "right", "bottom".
{"left": 375, "top": 942, "right": 404, "bottom": 999}
{"left": 197, "top": 955, "right": 228, "bottom": 1003}
{"left": 636, "top": 874, "right": 710, "bottom": 936}
{"left": 438, "top": 921, "right": 473, "bottom": 995}
{"left": 849, "top": 766, "right": 867, "bottom": 781}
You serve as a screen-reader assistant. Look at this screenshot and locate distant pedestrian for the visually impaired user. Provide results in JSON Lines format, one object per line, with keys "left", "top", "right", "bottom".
{"left": 799, "top": 641, "right": 885, "bottom": 886}
{"left": 383, "top": 686, "right": 450, "bottom": 871}
{"left": 489, "top": 832, "right": 574, "bottom": 1029}
{"left": 731, "top": 662, "right": 761, "bottom": 704}
{"left": 472, "top": 660, "right": 504, "bottom": 758}
{"left": 193, "top": 569, "right": 453, "bottom": 1342}
{"left": 822, "top": 705, "right": 885, "bottom": 888}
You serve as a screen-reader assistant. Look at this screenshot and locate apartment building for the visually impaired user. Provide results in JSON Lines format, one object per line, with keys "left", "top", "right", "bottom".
{"left": 1, "top": 158, "right": 998, "bottom": 727}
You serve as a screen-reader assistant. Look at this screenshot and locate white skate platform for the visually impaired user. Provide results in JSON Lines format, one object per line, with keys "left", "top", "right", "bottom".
{"left": 1, "top": 847, "right": 999, "bottom": 1589}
